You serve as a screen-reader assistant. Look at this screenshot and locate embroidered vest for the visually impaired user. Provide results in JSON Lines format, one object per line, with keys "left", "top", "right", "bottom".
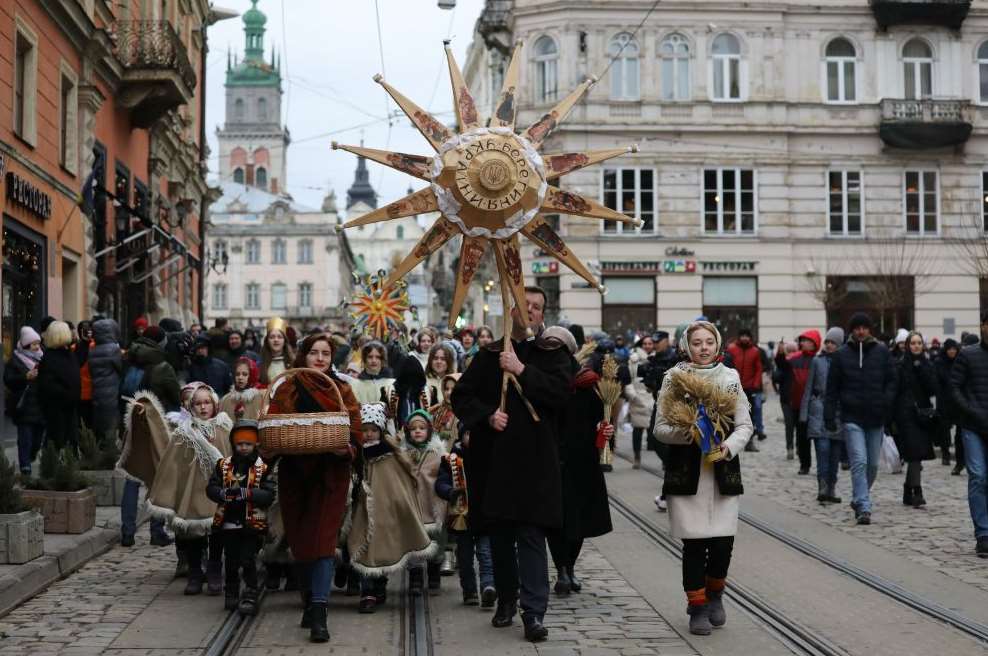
{"left": 212, "top": 457, "right": 269, "bottom": 531}
{"left": 445, "top": 452, "right": 468, "bottom": 531}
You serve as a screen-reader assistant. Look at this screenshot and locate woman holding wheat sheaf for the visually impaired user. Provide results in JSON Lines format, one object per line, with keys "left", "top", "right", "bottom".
{"left": 652, "top": 320, "right": 753, "bottom": 637}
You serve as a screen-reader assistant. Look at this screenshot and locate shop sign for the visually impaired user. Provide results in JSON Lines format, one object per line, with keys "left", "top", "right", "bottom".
{"left": 663, "top": 260, "right": 696, "bottom": 273}
{"left": 532, "top": 260, "right": 558, "bottom": 274}
{"left": 0, "top": 153, "right": 6, "bottom": 179}
{"left": 700, "top": 261, "right": 757, "bottom": 272}
{"left": 664, "top": 246, "right": 695, "bottom": 257}
{"left": 6, "top": 171, "right": 53, "bottom": 220}
{"left": 600, "top": 260, "right": 662, "bottom": 274}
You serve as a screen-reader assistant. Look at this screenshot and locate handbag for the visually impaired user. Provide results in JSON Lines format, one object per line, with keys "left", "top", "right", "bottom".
{"left": 914, "top": 403, "right": 938, "bottom": 426}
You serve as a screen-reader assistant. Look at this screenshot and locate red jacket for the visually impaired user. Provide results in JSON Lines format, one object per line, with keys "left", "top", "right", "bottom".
{"left": 726, "top": 342, "right": 763, "bottom": 392}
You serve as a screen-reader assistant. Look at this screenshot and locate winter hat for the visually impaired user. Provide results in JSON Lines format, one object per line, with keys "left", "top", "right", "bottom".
{"left": 360, "top": 403, "right": 388, "bottom": 432}
{"left": 567, "top": 324, "right": 586, "bottom": 347}
{"left": 848, "top": 312, "right": 872, "bottom": 331}
{"left": 823, "top": 327, "right": 845, "bottom": 346}
{"left": 143, "top": 325, "right": 168, "bottom": 347}
{"left": 230, "top": 419, "right": 259, "bottom": 445}
{"left": 39, "top": 316, "right": 56, "bottom": 334}
{"left": 799, "top": 329, "right": 822, "bottom": 351}
{"left": 194, "top": 334, "right": 211, "bottom": 350}
{"left": 654, "top": 330, "right": 670, "bottom": 343}
{"left": 542, "top": 325, "right": 577, "bottom": 355}
{"left": 158, "top": 318, "right": 183, "bottom": 333}
{"left": 943, "top": 338, "right": 959, "bottom": 352}
{"left": 894, "top": 328, "right": 909, "bottom": 345}
{"left": 962, "top": 333, "right": 980, "bottom": 347}
{"left": 19, "top": 326, "right": 41, "bottom": 348}
{"left": 738, "top": 327, "right": 753, "bottom": 339}
{"left": 133, "top": 316, "right": 149, "bottom": 331}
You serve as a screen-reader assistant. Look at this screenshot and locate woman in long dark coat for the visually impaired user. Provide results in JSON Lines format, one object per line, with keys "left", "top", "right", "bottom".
{"left": 36, "top": 321, "right": 80, "bottom": 452}
{"left": 266, "top": 333, "right": 362, "bottom": 643}
{"left": 548, "top": 344, "right": 613, "bottom": 596}
{"left": 894, "top": 331, "right": 938, "bottom": 508}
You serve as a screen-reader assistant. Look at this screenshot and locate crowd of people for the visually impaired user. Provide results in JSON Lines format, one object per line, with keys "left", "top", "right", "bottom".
{"left": 3, "top": 301, "right": 987, "bottom": 642}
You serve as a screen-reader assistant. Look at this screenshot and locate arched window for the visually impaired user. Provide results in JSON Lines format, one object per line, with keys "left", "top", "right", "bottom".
{"left": 824, "top": 38, "right": 856, "bottom": 102}
{"left": 258, "top": 97, "right": 267, "bottom": 121}
{"left": 711, "top": 34, "right": 742, "bottom": 100}
{"left": 659, "top": 33, "right": 690, "bottom": 101}
{"left": 609, "top": 33, "right": 640, "bottom": 100}
{"left": 234, "top": 97, "right": 244, "bottom": 121}
{"left": 256, "top": 167, "right": 267, "bottom": 190}
{"left": 903, "top": 38, "right": 933, "bottom": 100}
{"left": 533, "top": 36, "right": 559, "bottom": 104}
{"left": 233, "top": 167, "right": 244, "bottom": 184}
{"left": 978, "top": 42, "right": 988, "bottom": 102}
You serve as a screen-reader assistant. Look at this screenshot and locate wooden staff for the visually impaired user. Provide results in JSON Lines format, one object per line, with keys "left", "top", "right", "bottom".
{"left": 498, "top": 272, "right": 540, "bottom": 422}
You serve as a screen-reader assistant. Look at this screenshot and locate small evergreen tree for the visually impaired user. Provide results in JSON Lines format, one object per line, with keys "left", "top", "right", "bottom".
{"left": 0, "top": 452, "right": 27, "bottom": 514}
{"left": 39, "top": 443, "right": 58, "bottom": 482}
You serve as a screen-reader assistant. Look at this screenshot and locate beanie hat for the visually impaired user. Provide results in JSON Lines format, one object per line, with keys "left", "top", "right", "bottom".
{"left": 738, "top": 327, "right": 753, "bottom": 339}
{"left": 195, "top": 334, "right": 211, "bottom": 349}
{"left": 894, "top": 328, "right": 909, "bottom": 345}
{"left": 848, "top": 312, "right": 872, "bottom": 331}
{"left": 133, "top": 316, "right": 149, "bottom": 331}
{"left": 654, "top": 330, "right": 670, "bottom": 342}
{"left": 158, "top": 318, "right": 183, "bottom": 333}
{"left": 142, "top": 325, "right": 168, "bottom": 347}
{"left": 360, "top": 403, "right": 388, "bottom": 432}
{"left": 943, "top": 338, "right": 959, "bottom": 351}
{"left": 19, "top": 326, "right": 42, "bottom": 348}
{"left": 230, "top": 419, "right": 259, "bottom": 445}
{"left": 824, "top": 327, "right": 845, "bottom": 346}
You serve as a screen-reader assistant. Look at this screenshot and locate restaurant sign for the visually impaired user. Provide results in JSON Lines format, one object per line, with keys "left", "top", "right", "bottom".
{"left": 700, "top": 261, "right": 757, "bottom": 272}
{"left": 6, "top": 171, "right": 53, "bottom": 220}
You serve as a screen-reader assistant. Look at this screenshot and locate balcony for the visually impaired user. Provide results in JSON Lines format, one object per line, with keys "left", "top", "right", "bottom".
{"left": 870, "top": 0, "right": 971, "bottom": 31}
{"left": 113, "top": 20, "right": 197, "bottom": 128}
{"left": 878, "top": 98, "right": 973, "bottom": 149}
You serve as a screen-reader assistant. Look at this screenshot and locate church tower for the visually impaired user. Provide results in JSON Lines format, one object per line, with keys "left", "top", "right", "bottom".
{"left": 216, "top": 0, "right": 290, "bottom": 194}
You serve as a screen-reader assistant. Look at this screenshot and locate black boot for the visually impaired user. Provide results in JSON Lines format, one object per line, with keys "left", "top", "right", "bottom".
{"left": 826, "top": 483, "right": 842, "bottom": 504}
{"left": 264, "top": 563, "right": 282, "bottom": 591}
{"left": 567, "top": 566, "right": 582, "bottom": 593}
{"left": 308, "top": 602, "right": 329, "bottom": 643}
{"left": 238, "top": 587, "right": 259, "bottom": 616}
{"left": 491, "top": 600, "right": 517, "bottom": 628}
{"left": 912, "top": 486, "right": 927, "bottom": 508}
{"left": 299, "top": 591, "right": 312, "bottom": 628}
{"left": 942, "top": 448, "right": 951, "bottom": 466}
{"left": 553, "top": 567, "right": 571, "bottom": 596}
{"left": 206, "top": 559, "right": 223, "bottom": 596}
{"left": 523, "top": 616, "right": 548, "bottom": 642}
{"left": 184, "top": 568, "right": 204, "bottom": 595}
{"left": 817, "top": 479, "right": 828, "bottom": 504}
{"left": 902, "top": 483, "right": 914, "bottom": 506}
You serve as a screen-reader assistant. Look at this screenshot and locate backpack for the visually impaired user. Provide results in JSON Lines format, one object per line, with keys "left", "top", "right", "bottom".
{"left": 120, "top": 365, "right": 144, "bottom": 398}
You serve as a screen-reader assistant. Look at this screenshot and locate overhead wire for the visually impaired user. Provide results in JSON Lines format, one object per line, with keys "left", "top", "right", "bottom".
{"left": 373, "top": 0, "right": 393, "bottom": 191}
{"left": 595, "top": 0, "right": 662, "bottom": 81}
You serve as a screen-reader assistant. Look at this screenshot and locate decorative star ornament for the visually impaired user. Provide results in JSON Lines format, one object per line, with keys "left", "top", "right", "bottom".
{"left": 347, "top": 271, "right": 410, "bottom": 340}
{"left": 334, "top": 40, "right": 639, "bottom": 330}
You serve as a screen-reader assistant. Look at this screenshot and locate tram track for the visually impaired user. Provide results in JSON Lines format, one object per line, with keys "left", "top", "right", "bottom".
{"left": 201, "top": 588, "right": 267, "bottom": 656}
{"left": 615, "top": 451, "right": 988, "bottom": 645}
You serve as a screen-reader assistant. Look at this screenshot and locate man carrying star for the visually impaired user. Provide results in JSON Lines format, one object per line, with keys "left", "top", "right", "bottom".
{"left": 451, "top": 286, "right": 573, "bottom": 643}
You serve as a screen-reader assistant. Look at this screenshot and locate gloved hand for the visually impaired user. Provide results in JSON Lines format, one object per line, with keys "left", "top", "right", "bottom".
{"left": 224, "top": 487, "right": 246, "bottom": 501}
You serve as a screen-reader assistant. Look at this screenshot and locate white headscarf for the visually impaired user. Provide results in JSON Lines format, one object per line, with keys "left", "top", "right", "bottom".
{"left": 678, "top": 320, "right": 722, "bottom": 368}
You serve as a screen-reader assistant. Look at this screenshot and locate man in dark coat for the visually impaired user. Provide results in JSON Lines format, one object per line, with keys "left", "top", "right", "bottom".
{"left": 451, "top": 287, "right": 573, "bottom": 643}
{"left": 88, "top": 319, "right": 123, "bottom": 443}
{"left": 950, "top": 312, "right": 988, "bottom": 557}
{"left": 127, "top": 327, "right": 182, "bottom": 412}
{"left": 225, "top": 330, "right": 260, "bottom": 367}
{"left": 935, "top": 339, "right": 963, "bottom": 472}
{"left": 188, "top": 336, "right": 233, "bottom": 396}
{"left": 825, "top": 313, "right": 896, "bottom": 525}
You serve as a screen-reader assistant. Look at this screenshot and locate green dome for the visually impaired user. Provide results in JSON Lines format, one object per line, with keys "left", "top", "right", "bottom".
{"left": 243, "top": 0, "right": 266, "bottom": 28}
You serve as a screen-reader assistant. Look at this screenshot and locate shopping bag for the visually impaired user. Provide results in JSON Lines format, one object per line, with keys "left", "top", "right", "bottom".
{"left": 880, "top": 433, "right": 902, "bottom": 474}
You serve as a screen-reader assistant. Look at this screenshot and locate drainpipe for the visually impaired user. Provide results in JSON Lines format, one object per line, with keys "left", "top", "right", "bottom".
{"left": 198, "top": 24, "right": 208, "bottom": 325}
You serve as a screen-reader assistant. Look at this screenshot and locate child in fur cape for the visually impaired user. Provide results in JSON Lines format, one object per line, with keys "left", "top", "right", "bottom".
{"left": 148, "top": 381, "right": 232, "bottom": 596}
{"left": 219, "top": 356, "right": 264, "bottom": 421}
{"left": 347, "top": 403, "right": 436, "bottom": 613}
{"left": 401, "top": 408, "right": 447, "bottom": 595}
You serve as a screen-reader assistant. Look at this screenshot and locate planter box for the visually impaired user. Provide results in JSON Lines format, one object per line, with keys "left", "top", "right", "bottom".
{"left": 0, "top": 511, "right": 44, "bottom": 564}
{"left": 21, "top": 488, "right": 96, "bottom": 534}
{"left": 80, "top": 470, "right": 127, "bottom": 506}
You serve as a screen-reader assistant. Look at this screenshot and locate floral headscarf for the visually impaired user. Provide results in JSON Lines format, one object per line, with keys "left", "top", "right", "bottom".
{"left": 181, "top": 381, "right": 219, "bottom": 418}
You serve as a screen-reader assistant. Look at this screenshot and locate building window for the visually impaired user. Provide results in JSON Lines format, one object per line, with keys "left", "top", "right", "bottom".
{"left": 659, "top": 33, "right": 690, "bottom": 101}
{"left": 233, "top": 167, "right": 245, "bottom": 184}
{"left": 256, "top": 167, "right": 267, "bottom": 190}
{"left": 271, "top": 283, "right": 287, "bottom": 310}
{"left": 246, "top": 239, "right": 260, "bottom": 264}
{"left": 213, "top": 240, "right": 228, "bottom": 261}
{"left": 535, "top": 275, "right": 561, "bottom": 326}
{"left": 609, "top": 33, "right": 640, "bottom": 101}
{"left": 133, "top": 179, "right": 150, "bottom": 225}
{"left": 828, "top": 171, "right": 863, "bottom": 236}
{"left": 299, "top": 283, "right": 312, "bottom": 308}
{"left": 14, "top": 27, "right": 38, "bottom": 143}
{"left": 245, "top": 283, "right": 260, "bottom": 309}
{"left": 979, "top": 42, "right": 988, "bottom": 103}
{"left": 212, "top": 283, "right": 227, "bottom": 310}
{"left": 711, "top": 34, "right": 742, "bottom": 101}
{"left": 534, "top": 36, "right": 558, "bottom": 104}
{"left": 59, "top": 71, "right": 78, "bottom": 173}
{"left": 703, "top": 277, "right": 758, "bottom": 340}
{"left": 297, "top": 239, "right": 313, "bottom": 264}
{"left": 601, "top": 277, "right": 656, "bottom": 335}
{"left": 601, "top": 169, "right": 656, "bottom": 235}
{"left": 258, "top": 97, "right": 268, "bottom": 121}
{"left": 272, "top": 239, "right": 286, "bottom": 264}
{"left": 824, "top": 38, "right": 856, "bottom": 103}
{"left": 234, "top": 97, "right": 245, "bottom": 121}
{"left": 396, "top": 225, "right": 404, "bottom": 240}
{"left": 904, "top": 170, "right": 938, "bottom": 236}
{"left": 982, "top": 172, "right": 988, "bottom": 231}
{"left": 703, "top": 168, "right": 756, "bottom": 235}
{"left": 903, "top": 38, "right": 933, "bottom": 100}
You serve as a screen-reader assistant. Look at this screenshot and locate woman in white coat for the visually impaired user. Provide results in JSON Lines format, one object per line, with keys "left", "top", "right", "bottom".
{"left": 652, "top": 321, "right": 753, "bottom": 636}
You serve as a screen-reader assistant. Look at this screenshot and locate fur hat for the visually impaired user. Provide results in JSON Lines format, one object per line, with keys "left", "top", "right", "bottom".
{"left": 360, "top": 403, "right": 388, "bottom": 432}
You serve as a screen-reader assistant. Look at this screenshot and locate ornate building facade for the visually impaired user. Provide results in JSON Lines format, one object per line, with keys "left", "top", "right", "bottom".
{"left": 464, "top": 0, "right": 988, "bottom": 340}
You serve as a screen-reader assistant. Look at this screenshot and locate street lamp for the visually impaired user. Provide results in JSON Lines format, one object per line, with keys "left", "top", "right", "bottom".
{"left": 438, "top": 0, "right": 456, "bottom": 9}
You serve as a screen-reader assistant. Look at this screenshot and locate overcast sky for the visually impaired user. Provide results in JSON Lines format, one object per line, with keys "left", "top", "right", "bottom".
{"left": 204, "top": 0, "right": 486, "bottom": 210}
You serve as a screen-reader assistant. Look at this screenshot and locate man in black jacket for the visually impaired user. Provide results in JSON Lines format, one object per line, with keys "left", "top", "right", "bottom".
{"left": 825, "top": 312, "right": 896, "bottom": 525}
{"left": 950, "top": 311, "right": 988, "bottom": 557}
{"left": 188, "top": 336, "right": 233, "bottom": 396}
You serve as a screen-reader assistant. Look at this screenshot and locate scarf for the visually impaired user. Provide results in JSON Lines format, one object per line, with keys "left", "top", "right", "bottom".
{"left": 14, "top": 346, "right": 43, "bottom": 371}
{"left": 572, "top": 367, "right": 600, "bottom": 391}
{"left": 677, "top": 320, "right": 723, "bottom": 362}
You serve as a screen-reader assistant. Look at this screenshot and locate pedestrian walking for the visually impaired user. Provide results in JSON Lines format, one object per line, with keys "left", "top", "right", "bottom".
{"left": 775, "top": 330, "right": 821, "bottom": 473}
{"left": 451, "top": 287, "right": 572, "bottom": 643}
{"left": 36, "top": 321, "right": 80, "bottom": 451}
{"left": 949, "top": 312, "right": 988, "bottom": 557}
{"left": 800, "top": 327, "right": 845, "bottom": 504}
{"left": 935, "top": 339, "right": 964, "bottom": 474}
{"left": 825, "top": 313, "right": 897, "bottom": 525}
{"left": 4, "top": 327, "right": 45, "bottom": 475}
{"left": 894, "top": 331, "right": 938, "bottom": 508}
{"left": 627, "top": 334, "right": 656, "bottom": 468}
{"left": 400, "top": 409, "right": 448, "bottom": 595}
{"left": 652, "top": 320, "right": 753, "bottom": 636}
{"left": 726, "top": 328, "right": 764, "bottom": 450}
{"left": 259, "top": 317, "right": 294, "bottom": 386}
{"left": 188, "top": 336, "right": 233, "bottom": 396}
{"left": 88, "top": 319, "right": 123, "bottom": 445}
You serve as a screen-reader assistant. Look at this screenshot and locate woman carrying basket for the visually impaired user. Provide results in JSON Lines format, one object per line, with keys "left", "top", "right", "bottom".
{"left": 260, "top": 333, "right": 362, "bottom": 643}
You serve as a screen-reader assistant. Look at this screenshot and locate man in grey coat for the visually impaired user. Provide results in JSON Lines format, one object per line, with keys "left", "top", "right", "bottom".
{"left": 801, "top": 327, "right": 844, "bottom": 505}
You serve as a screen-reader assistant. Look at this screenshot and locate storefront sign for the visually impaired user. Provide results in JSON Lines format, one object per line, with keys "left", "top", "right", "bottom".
{"left": 0, "top": 153, "right": 7, "bottom": 179}
{"left": 663, "top": 260, "right": 696, "bottom": 273}
{"left": 6, "top": 171, "right": 52, "bottom": 220}
{"left": 532, "top": 260, "right": 558, "bottom": 274}
{"left": 664, "top": 246, "right": 695, "bottom": 257}
{"left": 700, "top": 261, "right": 757, "bottom": 272}
{"left": 600, "top": 260, "right": 662, "bottom": 275}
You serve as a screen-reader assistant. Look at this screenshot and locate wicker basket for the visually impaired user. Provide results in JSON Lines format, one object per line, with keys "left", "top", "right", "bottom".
{"left": 258, "top": 369, "right": 351, "bottom": 455}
